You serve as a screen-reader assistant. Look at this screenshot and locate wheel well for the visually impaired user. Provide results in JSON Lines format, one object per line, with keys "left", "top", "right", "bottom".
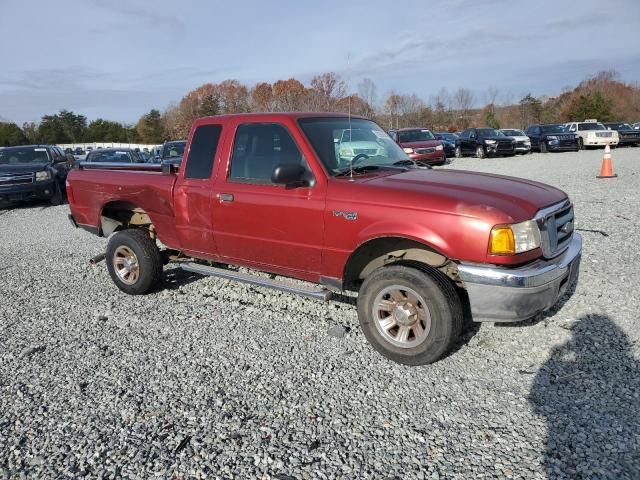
{"left": 100, "top": 201, "right": 154, "bottom": 237}
{"left": 342, "top": 237, "right": 459, "bottom": 291}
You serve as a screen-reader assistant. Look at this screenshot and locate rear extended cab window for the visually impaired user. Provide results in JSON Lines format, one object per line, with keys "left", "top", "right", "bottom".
{"left": 184, "top": 124, "right": 222, "bottom": 179}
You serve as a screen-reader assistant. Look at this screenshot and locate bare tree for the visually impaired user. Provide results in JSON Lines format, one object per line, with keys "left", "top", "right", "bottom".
{"left": 357, "top": 78, "right": 377, "bottom": 109}
{"left": 453, "top": 88, "right": 475, "bottom": 128}
{"left": 485, "top": 86, "right": 499, "bottom": 110}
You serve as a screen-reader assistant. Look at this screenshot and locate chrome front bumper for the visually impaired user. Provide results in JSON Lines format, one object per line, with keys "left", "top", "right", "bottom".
{"left": 457, "top": 233, "right": 582, "bottom": 322}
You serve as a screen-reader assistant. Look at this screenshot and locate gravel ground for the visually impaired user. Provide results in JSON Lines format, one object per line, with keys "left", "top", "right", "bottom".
{"left": 1, "top": 147, "right": 639, "bottom": 479}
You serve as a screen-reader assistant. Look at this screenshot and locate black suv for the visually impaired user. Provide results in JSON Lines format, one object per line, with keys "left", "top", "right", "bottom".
{"left": 0, "top": 145, "right": 73, "bottom": 205}
{"left": 603, "top": 122, "right": 640, "bottom": 146}
{"left": 524, "top": 124, "right": 579, "bottom": 153}
{"left": 455, "top": 128, "right": 515, "bottom": 158}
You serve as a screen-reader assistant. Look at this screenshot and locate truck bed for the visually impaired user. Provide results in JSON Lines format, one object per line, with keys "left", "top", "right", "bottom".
{"left": 66, "top": 163, "right": 180, "bottom": 247}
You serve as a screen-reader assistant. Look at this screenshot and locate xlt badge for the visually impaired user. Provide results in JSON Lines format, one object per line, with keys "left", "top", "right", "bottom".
{"left": 333, "top": 210, "right": 358, "bottom": 221}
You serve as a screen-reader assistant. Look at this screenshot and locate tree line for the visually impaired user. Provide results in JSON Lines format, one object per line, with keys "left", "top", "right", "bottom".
{"left": 1, "top": 70, "right": 638, "bottom": 147}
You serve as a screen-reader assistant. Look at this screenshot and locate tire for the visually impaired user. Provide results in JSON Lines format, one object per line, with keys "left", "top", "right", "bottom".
{"left": 578, "top": 138, "right": 584, "bottom": 150}
{"left": 50, "top": 181, "right": 63, "bottom": 205}
{"left": 357, "top": 264, "right": 463, "bottom": 366}
{"left": 106, "top": 229, "right": 163, "bottom": 295}
{"left": 540, "top": 141, "right": 548, "bottom": 154}
{"left": 475, "top": 146, "right": 485, "bottom": 159}
{"left": 454, "top": 146, "right": 462, "bottom": 158}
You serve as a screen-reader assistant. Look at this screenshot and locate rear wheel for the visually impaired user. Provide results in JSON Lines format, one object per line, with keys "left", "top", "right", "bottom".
{"left": 357, "top": 264, "right": 463, "bottom": 365}
{"left": 475, "top": 146, "right": 485, "bottom": 159}
{"left": 106, "top": 229, "right": 163, "bottom": 295}
{"left": 578, "top": 138, "right": 584, "bottom": 150}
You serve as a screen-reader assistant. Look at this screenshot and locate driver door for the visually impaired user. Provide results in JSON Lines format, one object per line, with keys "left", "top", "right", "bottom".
{"left": 211, "top": 121, "right": 326, "bottom": 278}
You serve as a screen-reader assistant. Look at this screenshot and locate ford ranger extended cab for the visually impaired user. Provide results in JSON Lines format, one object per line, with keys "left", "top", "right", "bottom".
{"left": 67, "top": 113, "right": 582, "bottom": 365}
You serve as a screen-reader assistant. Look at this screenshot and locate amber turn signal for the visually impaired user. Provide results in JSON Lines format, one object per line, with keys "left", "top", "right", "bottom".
{"left": 489, "top": 226, "right": 516, "bottom": 255}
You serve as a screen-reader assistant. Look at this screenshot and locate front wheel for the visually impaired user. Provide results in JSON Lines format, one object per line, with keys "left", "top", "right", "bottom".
{"left": 357, "top": 264, "right": 463, "bottom": 365}
{"left": 578, "top": 138, "right": 584, "bottom": 150}
{"left": 540, "top": 141, "right": 548, "bottom": 153}
{"left": 106, "top": 229, "right": 163, "bottom": 295}
{"left": 475, "top": 146, "right": 486, "bottom": 159}
{"left": 454, "top": 146, "right": 462, "bottom": 158}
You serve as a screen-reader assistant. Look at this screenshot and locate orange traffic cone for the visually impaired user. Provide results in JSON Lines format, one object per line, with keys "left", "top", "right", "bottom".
{"left": 597, "top": 144, "right": 617, "bottom": 179}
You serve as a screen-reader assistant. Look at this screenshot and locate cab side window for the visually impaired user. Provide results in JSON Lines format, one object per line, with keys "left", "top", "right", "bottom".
{"left": 229, "top": 123, "right": 311, "bottom": 185}
{"left": 184, "top": 124, "right": 222, "bottom": 179}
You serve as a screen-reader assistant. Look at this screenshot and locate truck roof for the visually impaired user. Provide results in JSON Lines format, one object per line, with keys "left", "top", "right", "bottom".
{"left": 195, "top": 112, "right": 362, "bottom": 122}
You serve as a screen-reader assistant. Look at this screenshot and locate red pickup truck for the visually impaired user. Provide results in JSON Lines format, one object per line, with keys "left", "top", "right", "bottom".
{"left": 67, "top": 113, "right": 582, "bottom": 365}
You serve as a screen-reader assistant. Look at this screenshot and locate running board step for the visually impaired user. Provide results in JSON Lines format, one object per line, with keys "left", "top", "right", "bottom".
{"left": 181, "top": 263, "right": 333, "bottom": 301}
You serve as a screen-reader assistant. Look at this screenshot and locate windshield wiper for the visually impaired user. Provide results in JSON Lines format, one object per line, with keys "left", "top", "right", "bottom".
{"left": 334, "top": 164, "right": 381, "bottom": 176}
{"left": 392, "top": 159, "right": 417, "bottom": 166}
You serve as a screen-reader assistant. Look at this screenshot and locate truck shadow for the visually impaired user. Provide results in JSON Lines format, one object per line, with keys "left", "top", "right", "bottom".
{"left": 528, "top": 314, "right": 640, "bottom": 479}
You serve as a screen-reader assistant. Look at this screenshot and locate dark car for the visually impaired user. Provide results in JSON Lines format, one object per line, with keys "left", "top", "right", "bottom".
{"left": 434, "top": 132, "right": 459, "bottom": 157}
{"left": 388, "top": 128, "right": 446, "bottom": 166}
{"left": 603, "top": 122, "right": 640, "bottom": 146}
{"left": 74, "top": 147, "right": 85, "bottom": 156}
{"left": 85, "top": 148, "right": 145, "bottom": 163}
{"left": 0, "top": 145, "right": 72, "bottom": 205}
{"left": 524, "top": 124, "right": 580, "bottom": 153}
{"left": 455, "top": 128, "right": 515, "bottom": 158}
{"left": 158, "top": 140, "right": 187, "bottom": 165}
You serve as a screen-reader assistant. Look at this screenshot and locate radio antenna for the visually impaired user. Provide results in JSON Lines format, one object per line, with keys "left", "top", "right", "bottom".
{"left": 347, "top": 53, "right": 354, "bottom": 182}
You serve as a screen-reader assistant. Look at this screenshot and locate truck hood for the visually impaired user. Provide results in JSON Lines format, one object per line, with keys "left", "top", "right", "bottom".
{"left": 0, "top": 164, "right": 49, "bottom": 174}
{"left": 504, "top": 135, "right": 530, "bottom": 142}
{"left": 364, "top": 168, "right": 567, "bottom": 222}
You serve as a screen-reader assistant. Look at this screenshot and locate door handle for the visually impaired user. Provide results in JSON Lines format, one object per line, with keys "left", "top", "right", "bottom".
{"left": 216, "top": 193, "right": 234, "bottom": 203}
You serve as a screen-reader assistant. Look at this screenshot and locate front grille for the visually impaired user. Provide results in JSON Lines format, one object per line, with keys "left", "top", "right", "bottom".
{"left": 496, "top": 141, "right": 515, "bottom": 153}
{"left": 558, "top": 135, "right": 574, "bottom": 141}
{"left": 415, "top": 147, "right": 435, "bottom": 154}
{"left": 0, "top": 173, "right": 34, "bottom": 187}
{"left": 353, "top": 148, "right": 377, "bottom": 155}
{"left": 537, "top": 200, "right": 575, "bottom": 258}
{"left": 595, "top": 132, "right": 612, "bottom": 138}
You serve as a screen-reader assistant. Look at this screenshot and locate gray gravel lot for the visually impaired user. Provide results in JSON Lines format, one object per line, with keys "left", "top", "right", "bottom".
{"left": 1, "top": 147, "right": 639, "bottom": 479}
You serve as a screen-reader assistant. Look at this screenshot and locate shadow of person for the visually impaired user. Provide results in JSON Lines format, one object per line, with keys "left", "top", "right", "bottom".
{"left": 529, "top": 314, "right": 640, "bottom": 479}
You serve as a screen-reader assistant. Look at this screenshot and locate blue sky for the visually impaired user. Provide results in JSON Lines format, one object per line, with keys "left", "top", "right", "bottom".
{"left": 0, "top": 0, "right": 638, "bottom": 124}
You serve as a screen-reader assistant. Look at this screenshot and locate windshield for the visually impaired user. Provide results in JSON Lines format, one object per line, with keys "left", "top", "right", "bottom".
{"left": 540, "top": 125, "right": 567, "bottom": 134}
{"left": 298, "top": 117, "right": 411, "bottom": 175}
{"left": 437, "top": 133, "right": 458, "bottom": 142}
{"left": 0, "top": 146, "right": 50, "bottom": 165}
{"left": 501, "top": 129, "right": 524, "bottom": 136}
{"left": 161, "top": 141, "right": 186, "bottom": 159}
{"left": 606, "top": 123, "right": 631, "bottom": 130}
{"left": 477, "top": 128, "right": 503, "bottom": 137}
{"left": 397, "top": 129, "right": 435, "bottom": 143}
{"left": 578, "top": 122, "right": 606, "bottom": 131}
{"left": 86, "top": 150, "right": 133, "bottom": 162}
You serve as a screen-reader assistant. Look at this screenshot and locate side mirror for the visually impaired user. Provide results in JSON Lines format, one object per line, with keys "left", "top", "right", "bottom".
{"left": 271, "top": 164, "right": 307, "bottom": 187}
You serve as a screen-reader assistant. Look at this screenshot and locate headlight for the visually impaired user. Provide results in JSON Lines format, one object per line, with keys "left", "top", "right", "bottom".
{"left": 435, "top": 144, "right": 443, "bottom": 151}
{"left": 547, "top": 136, "right": 557, "bottom": 141}
{"left": 489, "top": 220, "right": 541, "bottom": 255}
{"left": 35, "top": 170, "right": 51, "bottom": 182}
{"left": 340, "top": 148, "right": 353, "bottom": 156}
{"left": 484, "top": 139, "right": 496, "bottom": 144}
{"left": 403, "top": 147, "right": 414, "bottom": 154}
